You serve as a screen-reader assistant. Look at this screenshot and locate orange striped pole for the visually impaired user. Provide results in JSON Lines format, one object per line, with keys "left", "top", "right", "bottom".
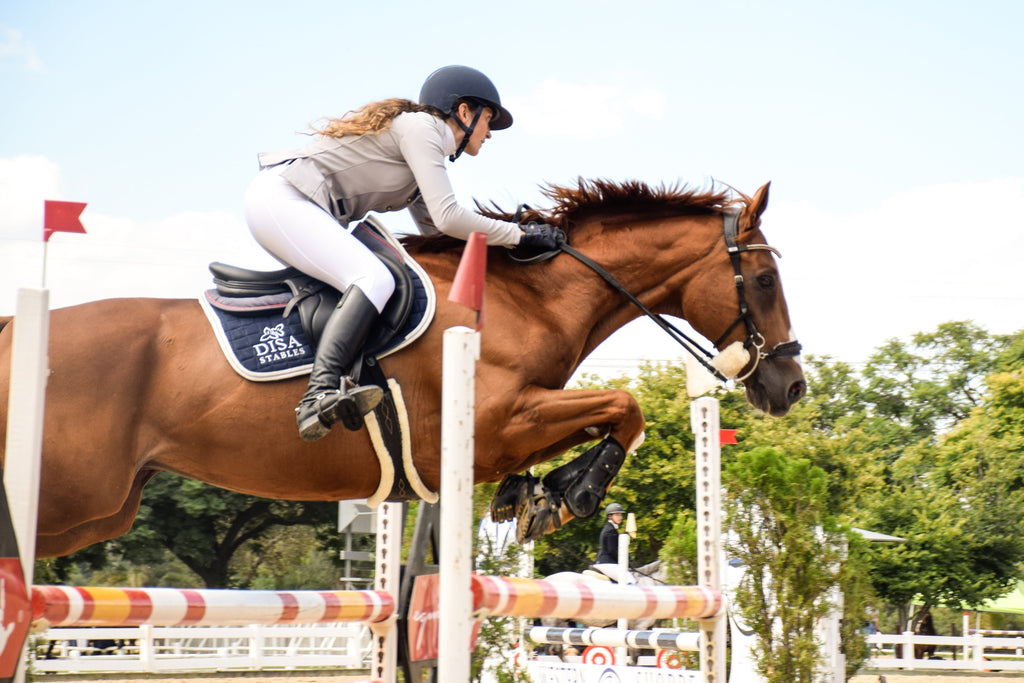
{"left": 31, "top": 585, "right": 394, "bottom": 627}
{"left": 471, "top": 575, "right": 722, "bottom": 621}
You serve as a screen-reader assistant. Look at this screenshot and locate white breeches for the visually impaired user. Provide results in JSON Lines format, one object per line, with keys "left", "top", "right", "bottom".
{"left": 244, "top": 166, "right": 395, "bottom": 313}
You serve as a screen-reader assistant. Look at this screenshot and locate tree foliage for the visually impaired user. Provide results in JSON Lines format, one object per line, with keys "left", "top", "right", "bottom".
{"left": 725, "top": 447, "right": 845, "bottom": 683}
{"left": 39, "top": 473, "right": 340, "bottom": 588}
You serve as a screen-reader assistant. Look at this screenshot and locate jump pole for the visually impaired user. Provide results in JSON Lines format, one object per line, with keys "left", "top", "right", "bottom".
{"left": 3, "top": 288, "right": 50, "bottom": 683}
{"left": 439, "top": 326, "right": 479, "bottom": 683}
{"left": 3, "top": 290, "right": 48, "bottom": 588}
{"left": 527, "top": 626, "right": 701, "bottom": 652}
{"left": 692, "top": 396, "right": 726, "bottom": 683}
{"left": 437, "top": 232, "right": 485, "bottom": 683}
{"left": 30, "top": 585, "right": 395, "bottom": 627}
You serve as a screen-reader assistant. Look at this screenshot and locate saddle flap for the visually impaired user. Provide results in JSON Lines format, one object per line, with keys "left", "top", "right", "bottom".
{"left": 352, "top": 220, "right": 415, "bottom": 355}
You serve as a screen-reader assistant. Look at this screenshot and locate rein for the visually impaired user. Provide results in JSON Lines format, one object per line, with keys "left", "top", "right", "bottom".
{"left": 552, "top": 210, "right": 801, "bottom": 383}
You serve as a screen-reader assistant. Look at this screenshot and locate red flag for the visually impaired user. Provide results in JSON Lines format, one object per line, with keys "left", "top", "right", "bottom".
{"left": 720, "top": 429, "right": 738, "bottom": 444}
{"left": 43, "top": 200, "right": 87, "bottom": 242}
{"left": 448, "top": 232, "right": 487, "bottom": 330}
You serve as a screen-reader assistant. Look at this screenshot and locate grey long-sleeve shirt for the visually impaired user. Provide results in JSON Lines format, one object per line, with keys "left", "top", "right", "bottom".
{"left": 257, "top": 111, "right": 523, "bottom": 246}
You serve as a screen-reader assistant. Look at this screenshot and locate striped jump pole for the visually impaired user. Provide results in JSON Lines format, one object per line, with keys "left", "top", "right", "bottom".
{"left": 528, "top": 626, "right": 701, "bottom": 652}
{"left": 31, "top": 585, "right": 394, "bottom": 627}
{"left": 471, "top": 575, "right": 722, "bottom": 622}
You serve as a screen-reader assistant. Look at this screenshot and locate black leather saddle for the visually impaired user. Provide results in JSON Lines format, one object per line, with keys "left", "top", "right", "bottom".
{"left": 208, "top": 219, "right": 417, "bottom": 357}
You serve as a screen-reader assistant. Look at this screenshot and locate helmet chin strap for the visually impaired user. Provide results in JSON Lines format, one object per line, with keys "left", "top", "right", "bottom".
{"left": 450, "top": 106, "right": 483, "bottom": 162}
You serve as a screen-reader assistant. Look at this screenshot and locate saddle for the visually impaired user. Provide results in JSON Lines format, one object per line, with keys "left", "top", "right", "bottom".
{"left": 208, "top": 217, "right": 418, "bottom": 357}
{"left": 199, "top": 216, "right": 437, "bottom": 507}
{"left": 584, "top": 564, "right": 635, "bottom": 584}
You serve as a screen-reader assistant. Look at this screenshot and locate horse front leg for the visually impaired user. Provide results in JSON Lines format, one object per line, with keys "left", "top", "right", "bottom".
{"left": 490, "top": 387, "right": 645, "bottom": 543}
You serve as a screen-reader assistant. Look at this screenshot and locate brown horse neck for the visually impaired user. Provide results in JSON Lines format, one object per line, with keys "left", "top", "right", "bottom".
{"left": 554, "top": 213, "right": 726, "bottom": 361}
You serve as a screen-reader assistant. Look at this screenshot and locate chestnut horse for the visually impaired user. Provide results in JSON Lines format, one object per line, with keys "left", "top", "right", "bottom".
{"left": 0, "top": 178, "right": 804, "bottom": 558}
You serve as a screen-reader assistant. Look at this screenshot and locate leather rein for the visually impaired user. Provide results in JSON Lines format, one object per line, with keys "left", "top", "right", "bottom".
{"left": 517, "top": 210, "right": 802, "bottom": 383}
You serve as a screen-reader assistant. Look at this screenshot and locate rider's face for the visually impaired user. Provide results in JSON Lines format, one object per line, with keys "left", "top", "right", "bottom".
{"left": 458, "top": 104, "right": 493, "bottom": 157}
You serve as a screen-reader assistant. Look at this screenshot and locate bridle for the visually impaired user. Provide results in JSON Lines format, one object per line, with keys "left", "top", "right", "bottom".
{"left": 544, "top": 210, "right": 802, "bottom": 383}
{"left": 710, "top": 211, "right": 802, "bottom": 380}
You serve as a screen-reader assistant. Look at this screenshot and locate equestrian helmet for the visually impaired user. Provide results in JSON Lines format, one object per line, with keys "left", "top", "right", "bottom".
{"left": 605, "top": 502, "right": 626, "bottom": 516}
{"left": 419, "top": 65, "right": 513, "bottom": 130}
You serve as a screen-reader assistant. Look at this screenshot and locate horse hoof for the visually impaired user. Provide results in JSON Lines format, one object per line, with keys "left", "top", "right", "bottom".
{"left": 514, "top": 486, "right": 562, "bottom": 543}
{"left": 491, "top": 474, "right": 530, "bottom": 523}
{"left": 515, "top": 502, "right": 561, "bottom": 544}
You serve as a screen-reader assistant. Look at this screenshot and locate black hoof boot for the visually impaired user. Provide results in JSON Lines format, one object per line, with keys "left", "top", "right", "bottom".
{"left": 558, "top": 437, "right": 626, "bottom": 519}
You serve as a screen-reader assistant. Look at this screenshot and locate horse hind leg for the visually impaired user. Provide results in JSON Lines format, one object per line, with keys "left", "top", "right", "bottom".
{"left": 36, "top": 469, "right": 157, "bottom": 557}
{"left": 490, "top": 387, "right": 644, "bottom": 543}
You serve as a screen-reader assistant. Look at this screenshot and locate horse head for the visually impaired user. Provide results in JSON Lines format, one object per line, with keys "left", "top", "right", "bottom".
{"left": 531, "top": 178, "right": 805, "bottom": 417}
{"left": 678, "top": 182, "right": 805, "bottom": 416}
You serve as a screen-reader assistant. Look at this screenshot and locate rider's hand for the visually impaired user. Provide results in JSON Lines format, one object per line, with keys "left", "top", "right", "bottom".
{"left": 518, "top": 223, "right": 564, "bottom": 251}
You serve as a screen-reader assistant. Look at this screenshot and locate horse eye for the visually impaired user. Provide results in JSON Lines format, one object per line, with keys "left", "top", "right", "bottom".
{"left": 757, "top": 274, "right": 775, "bottom": 289}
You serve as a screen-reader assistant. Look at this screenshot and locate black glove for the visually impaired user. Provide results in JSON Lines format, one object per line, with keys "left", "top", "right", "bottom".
{"left": 519, "top": 223, "right": 564, "bottom": 251}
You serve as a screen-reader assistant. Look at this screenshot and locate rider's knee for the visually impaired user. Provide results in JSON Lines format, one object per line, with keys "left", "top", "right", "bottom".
{"left": 354, "top": 262, "right": 396, "bottom": 313}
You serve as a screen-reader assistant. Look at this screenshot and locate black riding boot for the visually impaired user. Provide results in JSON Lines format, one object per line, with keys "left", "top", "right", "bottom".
{"left": 296, "top": 286, "right": 384, "bottom": 442}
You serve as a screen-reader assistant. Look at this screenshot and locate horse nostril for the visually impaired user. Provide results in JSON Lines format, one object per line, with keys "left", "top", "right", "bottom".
{"left": 788, "top": 380, "right": 806, "bottom": 403}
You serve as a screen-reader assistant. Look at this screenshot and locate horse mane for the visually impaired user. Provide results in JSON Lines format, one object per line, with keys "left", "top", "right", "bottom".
{"left": 401, "top": 177, "right": 743, "bottom": 254}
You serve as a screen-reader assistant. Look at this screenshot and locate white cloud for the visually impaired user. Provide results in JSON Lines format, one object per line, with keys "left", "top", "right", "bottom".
{"left": 764, "top": 177, "right": 1024, "bottom": 363}
{"left": 0, "top": 156, "right": 280, "bottom": 313}
{"left": 0, "top": 155, "right": 61, "bottom": 237}
{"left": 506, "top": 77, "right": 668, "bottom": 139}
{"left": 0, "top": 26, "right": 45, "bottom": 73}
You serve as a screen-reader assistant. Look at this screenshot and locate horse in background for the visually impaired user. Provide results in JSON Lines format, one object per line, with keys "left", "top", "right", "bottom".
{"left": 539, "top": 559, "right": 668, "bottom": 663}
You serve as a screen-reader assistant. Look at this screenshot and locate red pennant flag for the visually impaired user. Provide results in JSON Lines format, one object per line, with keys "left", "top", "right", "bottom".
{"left": 448, "top": 232, "right": 488, "bottom": 330}
{"left": 720, "top": 429, "right": 738, "bottom": 445}
{"left": 43, "top": 200, "right": 87, "bottom": 242}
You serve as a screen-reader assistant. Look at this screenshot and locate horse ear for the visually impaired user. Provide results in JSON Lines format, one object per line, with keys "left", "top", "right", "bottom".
{"left": 742, "top": 182, "right": 771, "bottom": 230}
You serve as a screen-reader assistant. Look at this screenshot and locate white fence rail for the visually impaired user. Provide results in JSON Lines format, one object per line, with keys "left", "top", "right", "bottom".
{"left": 31, "top": 623, "right": 372, "bottom": 673}
{"left": 867, "top": 631, "right": 1024, "bottom": 672}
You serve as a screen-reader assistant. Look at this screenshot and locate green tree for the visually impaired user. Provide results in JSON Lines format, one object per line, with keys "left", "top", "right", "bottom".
{"left": 856, "top": 325, "right": 1024, "bottom": 626}
{"left": 861, "top": 321, "right": 1009, "bottom": 443}
{"left": 41, "top": 473, "right": 340, "bottom": 588}
{"left": 532, "top": 363, "right": 752, "bottom": 576}
{"left": 725, "top": 447, "right": 846, "bottom": 683}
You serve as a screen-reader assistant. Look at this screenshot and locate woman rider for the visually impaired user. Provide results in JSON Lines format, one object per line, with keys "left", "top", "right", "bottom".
{"left": 244, "top": 65, "right": 561, "bottom": 442}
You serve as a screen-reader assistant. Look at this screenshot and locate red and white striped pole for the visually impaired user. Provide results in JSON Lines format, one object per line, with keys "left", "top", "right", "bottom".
{"left": 30, "top": 585, "right": 394, "bottom": 627}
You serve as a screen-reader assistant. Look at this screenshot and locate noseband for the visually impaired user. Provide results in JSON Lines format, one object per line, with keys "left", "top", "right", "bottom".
{"left": 556, "top": 210, "right": 801, "bottom": 383}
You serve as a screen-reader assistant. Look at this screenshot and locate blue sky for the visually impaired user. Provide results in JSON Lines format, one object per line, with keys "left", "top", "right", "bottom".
{"left": 2, "top": 1, "right": 1022, "bottom": 374}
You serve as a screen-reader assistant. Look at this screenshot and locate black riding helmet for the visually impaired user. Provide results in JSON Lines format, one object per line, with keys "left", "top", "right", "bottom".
{"left": 420, "top": 65, "right": 513, "bottom": 160}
